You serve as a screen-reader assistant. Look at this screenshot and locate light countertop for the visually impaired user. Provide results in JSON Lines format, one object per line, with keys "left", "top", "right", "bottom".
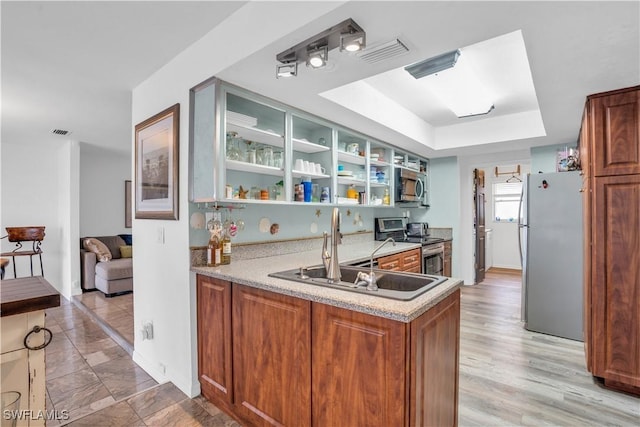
{"left": 192, "top": 241, "right": 461, "bottom": 322}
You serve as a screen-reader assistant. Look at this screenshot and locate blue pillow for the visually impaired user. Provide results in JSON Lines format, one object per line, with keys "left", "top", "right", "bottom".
{"left": 118, "top": 234, "right": 132, "bottom": 245}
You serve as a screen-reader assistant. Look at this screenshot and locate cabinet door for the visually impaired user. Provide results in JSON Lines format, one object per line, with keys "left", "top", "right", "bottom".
{"left": 410, "top": 289, "right": 460, "bottom": 427}
{"left": 224, "top": 91, "right": 286, "bottom": 202}
{"left": 312, "top": 303, "right": 406, "bottom": 427}
{"left": 336, "top": 129, "right": 367, "bottom": 204}
{"left": 233, "top": 285, "right": 311, "bottom": 427}
{"left": 377, "top": 253, "right": 402, "bottom": 271}
{"left": 401, "top": 248, "right": 422, "bottom": 273}
{"left": 197, "top": 275, "right": 233, "bottom": 403}
{"left": 291, "top": 115, "right": 332, "bottom": 203}
{"left": 592, "top": 175, "right": 640, "bottom": 386}
{"left": 444, "top": 242, "right": 453, "bottom": 277}
{"left": 590, "top": 88, "right": 640, "bottom": 177}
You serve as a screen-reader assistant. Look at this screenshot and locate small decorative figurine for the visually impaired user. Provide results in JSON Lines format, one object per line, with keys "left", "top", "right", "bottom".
{"left": 238, "top": 185, "right": 249, "bottom": 199}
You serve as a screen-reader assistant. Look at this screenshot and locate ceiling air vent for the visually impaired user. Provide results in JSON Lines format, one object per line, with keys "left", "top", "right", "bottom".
{"left": 51, "top": 129, "right": 71, "bottom": 136}
{"left": 357, "top": 38, "right": 409, "bottom": 64}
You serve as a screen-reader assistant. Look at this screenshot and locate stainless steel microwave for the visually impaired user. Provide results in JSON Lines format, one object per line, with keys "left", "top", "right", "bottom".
{"left": 395, "top": 168, "right": 427, "bottom": 205}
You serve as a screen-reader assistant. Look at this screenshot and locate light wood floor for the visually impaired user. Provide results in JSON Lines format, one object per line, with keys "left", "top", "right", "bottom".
{"left": 458, "top": 268, "right": 639, "bottom": 426}
{"left": 68, "top": 269, "right": 639, "bottom": 426}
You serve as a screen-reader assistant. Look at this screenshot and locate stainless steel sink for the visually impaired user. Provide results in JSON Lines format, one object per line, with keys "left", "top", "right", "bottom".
{"left": 268, "top": 265, "right": 447, "bottom": 301}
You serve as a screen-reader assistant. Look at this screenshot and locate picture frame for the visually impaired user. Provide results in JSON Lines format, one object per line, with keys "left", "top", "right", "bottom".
{"left": 134, "top": 103, "right": 180, "bottom": 220}
{"left": 124, "top": 180, "right": 132, "bottom": 228}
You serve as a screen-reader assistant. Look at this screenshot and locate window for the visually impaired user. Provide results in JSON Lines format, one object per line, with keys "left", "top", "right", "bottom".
{"left": 493, "top": 182, "right": 522, "bottom": 222}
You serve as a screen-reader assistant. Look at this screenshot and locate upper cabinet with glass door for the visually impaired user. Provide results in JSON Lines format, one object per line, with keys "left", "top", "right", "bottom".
{"left": 224, "top": 91, "right": 286, "bottom": 202}
{"left": 336, "top": 130, "right": 367, "bottom": 205}
{"left": 368, "top": 140, "right": 392, "bottom": 206}
{"left": 291, "top": 115, "right": 332, "bottom": 203}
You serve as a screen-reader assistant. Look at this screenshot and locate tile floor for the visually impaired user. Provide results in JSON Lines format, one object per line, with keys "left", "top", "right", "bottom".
{"left": 45, "top": 294, "right": 240, "bottom": 426}
{"left": 73, "top": 291, "right": 134, "bottom": 352}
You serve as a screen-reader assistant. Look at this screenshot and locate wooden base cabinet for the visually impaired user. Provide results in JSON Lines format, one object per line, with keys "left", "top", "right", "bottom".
{"left": 196, "top": 276, "right": 233, "bottom": 404}
{"left": 312, "top": 289, "right": 460, "bottom": 427}
{"left": 591, "top": 175, "right": 640, "bottom": 389}
{"left": 443, "top": 241, "right": 452, "bottom": 277}
{"left": 232, "top": 286, "right": 311, "bottom": 427}
{"left": 581, "top": 85, "right": 640, "bottom": 395}
{"left": 311, "top": 304, "right": 406, "bottom": 426}
{"left": 377, "top": 248, "right": 422, "bottom": 273}
{"left": 197, "top": 274, "right": 460, "bottom": 426}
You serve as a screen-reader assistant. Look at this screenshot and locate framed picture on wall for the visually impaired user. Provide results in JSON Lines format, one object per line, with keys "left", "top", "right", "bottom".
{"left": 134, "top": 103, "right": 179, "bottom": 220}
{"left": 125, "top": 180, "right": 132, "bottom": 228}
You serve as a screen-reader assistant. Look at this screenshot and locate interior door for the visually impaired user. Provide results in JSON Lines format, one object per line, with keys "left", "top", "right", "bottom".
{"left": 474, "top": 169, "right": 486, "bottom": 284}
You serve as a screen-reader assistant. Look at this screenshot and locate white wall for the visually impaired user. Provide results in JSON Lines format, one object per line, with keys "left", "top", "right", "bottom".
{"left": 457, "top": 150, "right": 530, "bottom": 285}
{"left": 424, "top": 157, "right": 460, "bottom": 276}
{"left": 79, "top": 144, "right": 131, "bottom": 236}
{"left": 484, "top": 164, "right": 531, "bottom": 270}
{"left": 130, "top": 2, "right": 345, "bottom": 397}
{"left": 0, "top": 141, "right": 80, "bottom": 298}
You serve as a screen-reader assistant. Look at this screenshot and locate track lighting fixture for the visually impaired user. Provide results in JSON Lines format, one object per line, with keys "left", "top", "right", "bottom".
{"left": 340, "top": 31, "right": 366, "bottom": 52}
{"left": 275, "top": 18, "right": 365, "bottom": 78}
{"left": 276, "top": 62, "right": 297, "bottom": 78}
{"left": 306, "top": 46, "right": 328, "bottom": 68}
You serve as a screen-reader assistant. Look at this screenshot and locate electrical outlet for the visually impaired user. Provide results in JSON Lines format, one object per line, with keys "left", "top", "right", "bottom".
{"left": 142, "top": 321, "right": 154, "bottom": 340}
{"left": 205, "top": 212, "right": 213, "bottom": 224}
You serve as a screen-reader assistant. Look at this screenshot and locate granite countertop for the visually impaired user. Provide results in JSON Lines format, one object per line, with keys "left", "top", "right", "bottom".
{"left": 1, "top": 276, "right": 60, "bottom": 317}
{"left": 192, "top": 241, "right": 462, "bottom": 322}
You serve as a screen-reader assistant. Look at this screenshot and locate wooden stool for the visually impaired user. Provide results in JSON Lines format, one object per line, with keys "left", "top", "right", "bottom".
{"left": 0, "top": 226, "right": 45, "bottom": 278}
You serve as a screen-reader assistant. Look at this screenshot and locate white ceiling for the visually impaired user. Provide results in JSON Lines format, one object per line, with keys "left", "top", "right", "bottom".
{"left": 3, "top": 1, "right": 639, "bottom": 159}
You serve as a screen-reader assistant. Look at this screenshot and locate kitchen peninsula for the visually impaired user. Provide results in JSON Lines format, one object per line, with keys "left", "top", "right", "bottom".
{"left": 193, "top": 240, "right": 462, "bottom": 427}
{"left": 1, "top": 276, "right": 60, "bottom": 427}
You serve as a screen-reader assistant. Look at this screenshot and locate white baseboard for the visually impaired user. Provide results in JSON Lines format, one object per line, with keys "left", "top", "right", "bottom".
{"left": 132, "top": 350, "right": 201, "bottom": 398}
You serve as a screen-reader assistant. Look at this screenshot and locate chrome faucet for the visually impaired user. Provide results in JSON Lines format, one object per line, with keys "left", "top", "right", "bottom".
{"left": 355, "top": 237, "right": 396, "bottom": 291}
{"left": 322, "top": 207, "right": 342, "bottom": 283}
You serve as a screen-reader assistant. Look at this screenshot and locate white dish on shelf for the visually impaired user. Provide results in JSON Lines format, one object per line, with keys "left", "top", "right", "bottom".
{"left": 336, "top": 197, "right": 359, "bottom": 205}
{"left": 337, "top": 171, "right": 353, "bottom": 176}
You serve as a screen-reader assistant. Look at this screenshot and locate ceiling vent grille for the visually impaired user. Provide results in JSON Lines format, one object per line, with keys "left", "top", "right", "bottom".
{"left": 51, "top": 129, "right": 71, "bottom": 136}
{"left": 357, "top": 38, "right": 409, "bottom": 64}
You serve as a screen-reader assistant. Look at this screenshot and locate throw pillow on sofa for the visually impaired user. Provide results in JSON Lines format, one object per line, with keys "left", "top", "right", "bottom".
{"left": 83, "top": 238, "right": 112, "bottom": 262}
{"left": 120, "top": 245, "right": 132, "bottom": 258}
{"left": 94, "top": 236, "right": 127, "bottom": 259}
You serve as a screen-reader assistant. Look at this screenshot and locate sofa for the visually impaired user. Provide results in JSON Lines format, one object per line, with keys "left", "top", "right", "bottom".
{"left": 80, "top": 234, "right": 133, "bottom": 297}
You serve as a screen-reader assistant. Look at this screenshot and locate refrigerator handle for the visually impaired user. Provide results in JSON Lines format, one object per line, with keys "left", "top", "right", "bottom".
{"left": 518, "top": 185, "right": 527, "bottom": 322}
{"left": 517, "top": 188, "right": 524, "bottom": 263}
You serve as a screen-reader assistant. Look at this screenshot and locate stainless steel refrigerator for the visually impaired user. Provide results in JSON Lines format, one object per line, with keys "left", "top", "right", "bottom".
{"left": 518, "top": 171, "right": 583, "bottom": 341}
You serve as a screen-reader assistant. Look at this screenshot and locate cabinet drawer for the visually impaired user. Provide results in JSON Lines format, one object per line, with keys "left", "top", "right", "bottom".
{"left": 377, "top": 254, "right": 401, "bottom": 271}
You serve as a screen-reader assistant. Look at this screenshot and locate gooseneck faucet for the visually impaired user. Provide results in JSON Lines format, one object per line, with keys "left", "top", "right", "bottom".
{"left": 355, "top": 237, "right": 396, "bottom": 291}
{"left": 322, "top": 207, "right": 342, "bottom": 283}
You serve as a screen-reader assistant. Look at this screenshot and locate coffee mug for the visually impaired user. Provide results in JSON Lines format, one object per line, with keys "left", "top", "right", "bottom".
{"left": 347, "top": 143, "right": 359, "bottom": 154}
{"left": 294, "top": 158, "right": 304, "bottom": 171}
{"left": 315, "top": 163, "right": 326, "bottom": 175}
{"left": 303, "top": 160, "right": 311, "bottom": 172}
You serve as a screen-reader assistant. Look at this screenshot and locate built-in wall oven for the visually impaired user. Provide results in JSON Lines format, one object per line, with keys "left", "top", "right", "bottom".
{"left": 422, "top": 242, "right": 444, "bottom": 275}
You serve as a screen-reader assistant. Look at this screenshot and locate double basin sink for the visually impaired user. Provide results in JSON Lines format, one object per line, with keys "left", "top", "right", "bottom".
{"left": 269, "top": 265, "right": 447, "bottom": 301}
